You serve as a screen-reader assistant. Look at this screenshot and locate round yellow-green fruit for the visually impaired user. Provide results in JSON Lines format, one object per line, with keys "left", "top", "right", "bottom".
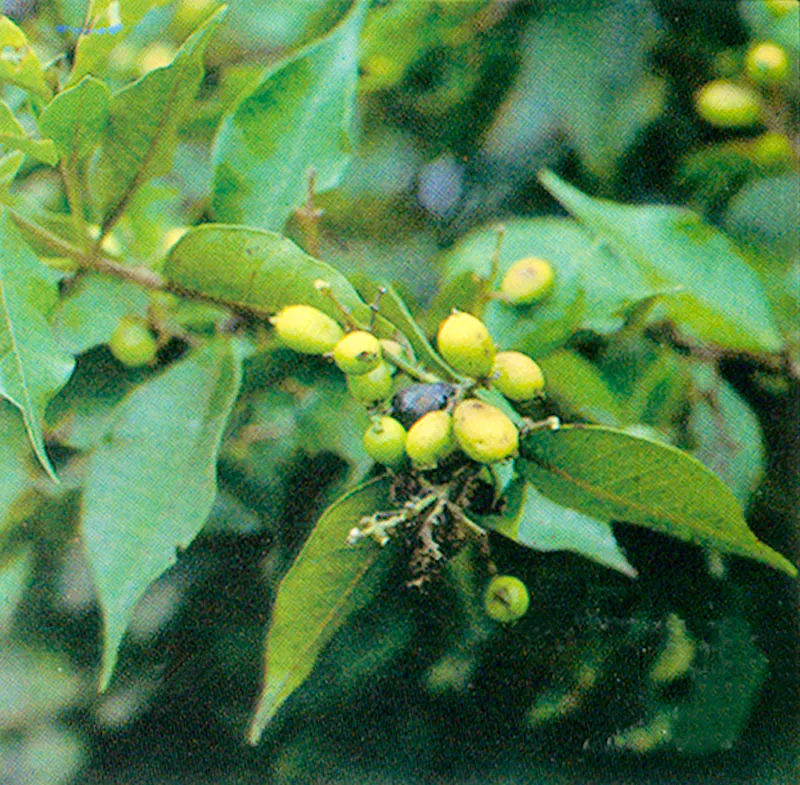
{"left": 109, "top": 317, "right": 158, "bottom": 368}
{"left": 750, "top": 131, "right": 794, "bottom": 166}
{"left": 694, "top": 80, "right": 763, "bottom": 128}
{"left": 270, "top": 305, "right": 344, "bottom": 355}
{"left": 404, "top": 410, "right": 455, "bottom": 468}
{"left": 347, "top": 361, "right": 394, "bottom": 404}
{"left": 363, "top": 416, "right": 407, "bottom": 468}
{"left": 491, "top": 351, "right": 545, "bottom": 401}
{"left": 436, "top": 311, "right": 496, "bottom": 378}
{"left": 499, "top": 257, "right": 555, "bottom": 305}
{"left": 333, "top": 330, "right": 382, "bottom": 375}
{"left": 484, "top": 575, "right": 529, "bottom": 622}
{"left": 452, "top": 399, "right": 518, "bottom": 463}
{"left": 744, "top": 41, "right": 790, "bottom": 84}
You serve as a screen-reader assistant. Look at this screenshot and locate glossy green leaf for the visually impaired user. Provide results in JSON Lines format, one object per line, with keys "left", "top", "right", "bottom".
{"left": 211, "top": 0, "right": 367, "bottom": 230}
{"left": 0, "top": 16, "right": 49, "bottom": 98}
{"left": 40, "top": 76, "right": 110, "bottom": 160}
{"left": 480, "top": 479, "right": 637, "bottom": 577}
{"left": 81, "top": 337, "right": 242, "bottom": 689}
{"left": 537, "top": 349, "right": 625, "bottom": 427}
{"left": 164, "top": 224, "right": 376, "bottom": 325}
{"left": 0, "top": 101, "right": 57, "bottom": 165}
{"left": 539, "top": 171, "right": 783, "bottom": 354}
{"left": 51, "top": 274, "right": 149, "bottom": 355}
{"left": 0, "top": 211, "right": 75, "bottom": 481}
{"left": 519, "top": 424, "right": 797, "bottom": 576}
{"left": 92, "top": 7, "right": 226, "bottom": 227}
{"left": 67, "top": 0, "right": 174, "bottom": 86}
{"left": 250, "top": 476, "right": 395, "bottom": 743}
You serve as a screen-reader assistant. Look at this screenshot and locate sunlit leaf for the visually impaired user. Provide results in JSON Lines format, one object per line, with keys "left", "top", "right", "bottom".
{"left": 249, "top": 476, "right": 396, "bottom": 743}
{"left": 81, "top": 337, "right": 242, "bottom": 689}
{"left": 0, "top": 15, "right": 49, "bottom": 98}
{"left": 519, "top": 424, "right": 796, "bottom": 576}
{"left": 211, "top": 0, "right": 367, "bottom": 231}
{"left": 0, "top": 211, "right": 75, "bottom": 480}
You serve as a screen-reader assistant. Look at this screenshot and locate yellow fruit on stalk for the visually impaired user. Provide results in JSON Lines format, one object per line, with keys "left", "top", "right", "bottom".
{"left": 333, "top": 331, "right": 382, "bottom": 375}
{"left": 499, "top": 257, "right": 555, "bottom": 305}
{"left": 452, "top": 399, "right": 518, "bottom": 463}
{"left": 404, "top": 410, "right": 455, "bottom": 468}
{"left": 363, "top": 416, "right": 407, "bottom": 468}
{"left": 270, "top": 305, "right": 344, "bottom": 355}
{"left": 347, "top": 361, "right": 394, "bottom": 405}
{"left": 436, "top": 311, "right": 495, "bottom": 378}
{"left": 491, "top": 351, "right": 545, "bottom": 401}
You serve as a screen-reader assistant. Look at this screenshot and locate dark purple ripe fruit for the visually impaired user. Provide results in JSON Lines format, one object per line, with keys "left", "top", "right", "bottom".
{"left": 390, "top": 382, "right": 457, "bottom": 429}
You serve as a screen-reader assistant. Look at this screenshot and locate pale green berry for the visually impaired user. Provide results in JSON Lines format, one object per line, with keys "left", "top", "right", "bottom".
{"left": 347, "top": 361, "right": 394, "bottom": 404}
{"left": 744, "top": 41, "right": 790, "bottom": 85}
{"left": 484, "top": 575, "right": 529, "bottom": 622}
{"left": 491, "top": 351, "right": 545, "bottom": 401}
{"left": 694, "top": 80, "right": 762, "bottom": 128}
{"left": 109, "top": 317, "right": 158, "bottom": 368}
{"left": 404, "top": 410, "right": 455, "bottom": 468}
{"left": 436, "top": 311, "right": 495, "bottom": 378}
{"left": 333, "top": 330, "right": 382, "bottom": 375}
{"left": 270, "top": 305, "right": 344, "bottom": 354}
{"left": 452, "top": 399, "right": 518, "bottom": 463}
{"left": 499, "top": 257, "right": 555, "bottom": 305}
{"left": 363, "top": 416, "right": 407, "bottom": 468}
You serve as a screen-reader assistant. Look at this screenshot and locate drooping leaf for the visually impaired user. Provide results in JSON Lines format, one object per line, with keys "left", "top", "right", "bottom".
{"left": 91, "top": 7, "right": 226, "bottom": 227}
{"left": 0, "top": 211, "right": 75, "bottom": 481}
{"left": 67, "top": 0, "right": 174, "bottom": 86}
{"left": 0, "top": 16, "right": 49, "bottom": 98}
{"left": 81, "top": 337, "right": 242, "bottom": 689}
{"left": 39, "top": 76, "right": 110, "bottom": 161}
{"left": 51, "top": 274, "right": 149, "bottom": 355}
{"left": 479, "top": 478, "right": 637, "bottom": 577}
{"left": 519, "top": 424, "right": 797, "bottom": 576}
{"left": 539, "top": 170, "right": 783, "bottom": 354}
{"left": 164, "top": 224, "right": 381, "bottom": 327}
{"left": 211, "top": 0, "right": 367, "bottom": 231}
{"left": 249, "top": 476, "right": 396, "bottom": 743}
{"left": 0, "top": 101, "right": 57, "bottom": 165}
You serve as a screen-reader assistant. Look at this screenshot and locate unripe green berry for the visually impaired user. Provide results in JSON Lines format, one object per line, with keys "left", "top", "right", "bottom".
{"left": 491, "top": 351, "right": 545, "bottom": 401}
{"left": 363, "top": 416, "right": 407, "bottom": 468}
{"left": 694, "top": 80, "right": 763, "bottom": 128}
{"left": 452, "top": 399, "right": 518, "bottom": 464}
{"left": 750, "top": 131, "right": 794, "bottom": 166}
{"left": 270, "top": 305, "right": 344, "bottom": 354}
{"left": 484, "top": 575, "right": 529, "bottom": 622}
{"left": 333, "top": 330, "right": 382, "bottom": 375}
{"left": 347, "top": 361, "right": 394, "bottom": 404}
{"left": 109, "top": 317, "right": 158, "bottom": 368}
{"left": 404, "top": 410, "right": 455, "bottom": 468}
{"left": 436, "top": 311, "right": 496, "bottom": 378}
{"left": 764, "top": 0, "right": 797, "bottom": 17}
{"left": 499, "top": 257, "right": 555, "bottom": 305}
{"left": 744, "top": 41, "right": 790, "bottom": 85}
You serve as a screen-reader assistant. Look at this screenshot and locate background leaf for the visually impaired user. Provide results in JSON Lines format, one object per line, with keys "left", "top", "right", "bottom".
{"left": 519, "top": 424, "right": 796, "bottom": 576}
{"left": 91, "top": 7, "right": 226, "bottom": 227}
{"left": 211, "top": 0, "right": 367, "bottom": 231}
{"left": 81, "top": 337, "right": 242, "bottom": 688}
{"left": 0, "top": 400, "right": 37, "bottom": 542}
{"left": 40, "top": 76, "right": 110, "bottom": 161}
{"left": 0, "top": 15, "right": 49, "bottom": 98}
{"left": 539, "top": 170, "right": 783, "bottom": 354}
{"left": 0, "top": 101, "right": 57, "bottom": 165}
{"left": 249, "top": 476, "right": 395, "bottom": 743}
{"left": 0, "top": 211, "right": 75, "bottom": 480}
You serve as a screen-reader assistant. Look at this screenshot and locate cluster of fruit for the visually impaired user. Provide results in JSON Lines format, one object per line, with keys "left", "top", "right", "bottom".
{"left": 270, "top": 272, "right": 548, "bottom": 474}
{"left": 694, "top": 1, "right": 794, "bottom": 131}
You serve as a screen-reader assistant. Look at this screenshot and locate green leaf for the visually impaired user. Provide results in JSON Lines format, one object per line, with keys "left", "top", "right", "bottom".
{"left": 537, "top": 349, "right": 625, "bottom": 427}
{"left": 0, "top": 400, "right": 37, "bottom": 540}
{"left": 91, "top": 6, "right": 226, "bottom": 227}
{"left": 0, "top": 546, "right": 31, "bottom": 630}
{"left": 211, "top": 0, "right": 367, "bottom": 231}
{"left": 39, "top": 76, "right": 110, "bottom": 161}
{"left": 0, "top": 16, "right": 49, "bottom": 99}
{"left": 0, "top": 101, "right": 57, "bottom": 165}
{"left": 519, "top": 424, "right": 797, "bottom": 577}
{"left": 51, "top": 274, "right": 149, "bottom": 355}
{"left": 81, "top": 337, "right": 242, "bottom": 689}
{"left": 480, "top": 479, "right": 637, "bottom": 577}
{"left": 164, "top": 223, "right": 376, "bottom": 325}
{"left": 249, "top": 476, "right": 396, "bottom": 743}
{"left": 0, "top": 211, "right": 75, "bottom": 481}
{"left": 539, "top": 170, "right": 783, "bottom": 354}
{"left": 67, "top": 0, "right": 174, "bottom": 86}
